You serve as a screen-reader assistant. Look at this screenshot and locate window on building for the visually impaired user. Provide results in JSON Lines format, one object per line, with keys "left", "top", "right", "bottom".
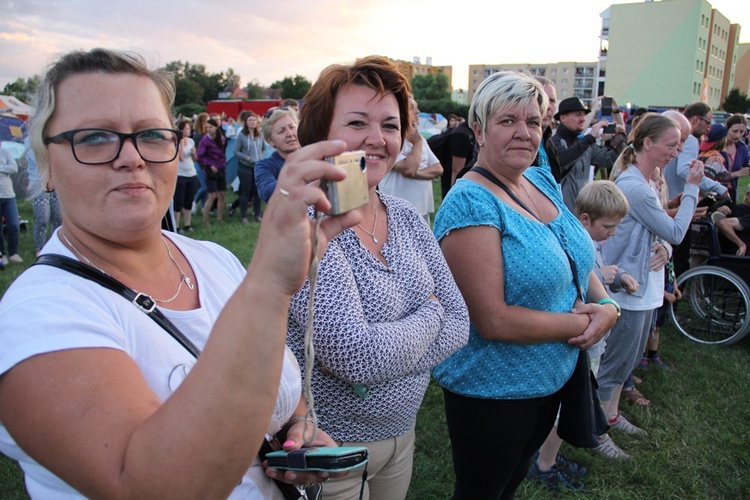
{"left": 561, "top": 89, "right": 568, "bottom": 96}
{"left": 562, "top": 79, "right": 568, "bottom": 85}
{"left": 563, "top": 68, "right": 568, "bottom": 74}
{"left": 551, "top": 69, "right": 557, "bottom": 75}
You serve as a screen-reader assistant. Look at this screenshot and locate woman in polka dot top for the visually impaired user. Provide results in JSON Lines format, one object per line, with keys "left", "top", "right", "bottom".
{"left": 432, "top": 71, "right": 618, "bottom": 498}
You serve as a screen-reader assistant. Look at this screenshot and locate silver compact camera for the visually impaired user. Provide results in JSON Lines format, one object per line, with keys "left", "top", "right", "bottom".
{"left": 321, "top": 150, "right": 369, "bottom": 214}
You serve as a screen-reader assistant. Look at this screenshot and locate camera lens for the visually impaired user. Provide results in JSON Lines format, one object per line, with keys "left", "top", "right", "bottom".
{"left": 359, "top": 155, "right": 366, "bottom": 171}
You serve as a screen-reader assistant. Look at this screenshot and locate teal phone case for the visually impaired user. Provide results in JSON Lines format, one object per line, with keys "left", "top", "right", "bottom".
{"left": 265, "top": 446, "right": 369, "bottom": 472}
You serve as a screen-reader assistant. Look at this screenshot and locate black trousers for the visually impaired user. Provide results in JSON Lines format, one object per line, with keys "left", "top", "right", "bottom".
{"left": 442, "top": 387, "right": 561, "bottom": 500}
{"left": 237, "top": 165, "right": 261, "bottom": 219}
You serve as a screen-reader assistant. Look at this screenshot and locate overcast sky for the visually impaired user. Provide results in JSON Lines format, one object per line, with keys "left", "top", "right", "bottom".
{"left": 1, "top": 0, "right": 748, "bottom": 94}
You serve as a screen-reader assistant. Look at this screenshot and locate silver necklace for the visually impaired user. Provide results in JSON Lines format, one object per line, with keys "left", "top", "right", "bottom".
{"left": 519, "top": 182, "right": 545, "bottom": 223}
{"left": 356, "top": 208, "right": 379, "bottom": 244}
{"left": 60, "top": 230, "right": 194, "bottom": 304}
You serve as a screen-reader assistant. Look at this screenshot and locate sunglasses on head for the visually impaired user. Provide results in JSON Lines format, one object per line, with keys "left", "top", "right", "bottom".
{"left": 263, "top": 106, "right": 290, "bottom": 119}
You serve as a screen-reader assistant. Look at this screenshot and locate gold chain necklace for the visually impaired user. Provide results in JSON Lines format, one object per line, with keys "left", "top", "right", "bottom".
{"left": 60, "top": 230, "right": 194, "bottom": 303}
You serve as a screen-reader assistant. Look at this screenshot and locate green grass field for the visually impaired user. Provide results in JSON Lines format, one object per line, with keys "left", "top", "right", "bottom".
{"left": 1, "top": 179, "right": 750, "bottom": 498}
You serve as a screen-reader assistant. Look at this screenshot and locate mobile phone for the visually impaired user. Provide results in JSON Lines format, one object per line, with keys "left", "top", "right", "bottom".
{"left": 601, "top": 97, "right": 613, "bottom": 117}
{"left": 265, "top": 446, "right": 369, "bottom": 472}
{"left": 603, "top": 124, "right": 616, "bottom": 134}
{"left": 321, "top": 151, "right": 369, "bottom": 215}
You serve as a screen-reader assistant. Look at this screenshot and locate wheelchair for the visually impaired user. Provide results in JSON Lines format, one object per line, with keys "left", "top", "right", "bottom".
{"left": 670, "top": 217, "right": 750, "bottom": 346}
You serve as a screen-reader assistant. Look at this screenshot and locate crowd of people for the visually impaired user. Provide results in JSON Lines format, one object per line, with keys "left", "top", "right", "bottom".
{"left": 0, "top": 46, "right": 748, "bottom": 500}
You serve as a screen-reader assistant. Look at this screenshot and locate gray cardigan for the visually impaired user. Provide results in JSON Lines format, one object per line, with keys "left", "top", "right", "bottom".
{"left": 233, "top": 131, "right": 265, "bottom": 167}
{"left": 602, "top": 166, "right": 698, "bottom": 298}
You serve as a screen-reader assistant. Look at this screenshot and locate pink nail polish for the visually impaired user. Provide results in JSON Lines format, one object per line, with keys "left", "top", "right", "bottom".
{"left": 283, "top": 440, "right": 295, "bottom": 448}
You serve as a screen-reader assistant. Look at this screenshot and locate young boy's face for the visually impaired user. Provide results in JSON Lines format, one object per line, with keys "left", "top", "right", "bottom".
{"left": 580, "top": 214, "right": 623, "bottom": 242}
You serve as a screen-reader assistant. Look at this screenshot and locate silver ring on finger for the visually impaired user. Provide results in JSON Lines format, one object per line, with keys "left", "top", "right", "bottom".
{"left": 279, "top": 187, "right": 290, "bottom": 197}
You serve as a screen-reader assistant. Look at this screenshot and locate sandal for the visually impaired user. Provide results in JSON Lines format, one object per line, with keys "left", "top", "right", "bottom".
{"left": 622, "top": 387, "right": 651, "bottom": 406}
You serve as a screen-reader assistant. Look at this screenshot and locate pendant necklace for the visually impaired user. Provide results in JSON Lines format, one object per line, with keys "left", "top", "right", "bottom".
{"left": 519, "top": 182, "right": 545, "bottom": 223}
{"left": 60, "top": 230, "right": 194, "bottom": 304}
{"left": 356, "top": 208, "right": 379, "bottom": 244}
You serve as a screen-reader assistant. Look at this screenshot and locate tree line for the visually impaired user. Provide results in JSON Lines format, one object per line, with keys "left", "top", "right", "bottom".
{"left": 21, "top": 65, "right": 750, "bottom": 119}
{"left": 0, "top": 62, "right": 316, "bottom": 118}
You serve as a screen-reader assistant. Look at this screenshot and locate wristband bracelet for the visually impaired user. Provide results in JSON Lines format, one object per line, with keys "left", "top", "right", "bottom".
{"left": 284, "top": 416, "right": 314, "bottom": 431}
{"left": 597, "top": 298, "right": 621, "bottom": 318}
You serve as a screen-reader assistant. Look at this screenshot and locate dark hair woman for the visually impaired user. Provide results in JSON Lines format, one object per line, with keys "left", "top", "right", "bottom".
{"left": 196, "top": 117, "right": 227, "bottom": 224}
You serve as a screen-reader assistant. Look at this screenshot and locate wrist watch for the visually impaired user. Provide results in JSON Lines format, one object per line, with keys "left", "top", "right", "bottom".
{"left": 597, "top": 298, "right": 621, "bottom": 318}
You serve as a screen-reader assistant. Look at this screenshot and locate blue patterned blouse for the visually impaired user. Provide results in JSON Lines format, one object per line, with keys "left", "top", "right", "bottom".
{"left": 432, "top": 167, "right": 594, "bottom": 399}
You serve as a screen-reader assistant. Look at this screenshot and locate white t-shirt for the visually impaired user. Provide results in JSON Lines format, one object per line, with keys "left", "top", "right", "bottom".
{"left": 177, "top": 138, "right": 197, "bottom": 177}
{"left": 379, "top": 136, "right": 439, "bottom": 215}
{"left": 0, "top": 230, "right": 297, "bottom": 499}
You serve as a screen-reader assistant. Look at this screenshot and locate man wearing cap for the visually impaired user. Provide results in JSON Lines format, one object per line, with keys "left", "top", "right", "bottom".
{"left": 547, "top": 96, "right": 626, "bottom": 212}
{"left": 699, "top": 123, "right": 732, "bottom": 185}
{"left": 714, "top": 184, "right": 750, "bottom": 256}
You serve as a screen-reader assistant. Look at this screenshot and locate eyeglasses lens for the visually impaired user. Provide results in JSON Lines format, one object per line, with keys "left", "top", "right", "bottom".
{"left": 71, "top": 129, "right": 179, "bottom": 164}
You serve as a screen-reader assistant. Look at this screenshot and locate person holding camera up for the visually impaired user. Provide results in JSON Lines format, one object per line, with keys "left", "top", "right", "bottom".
{"left": 547, "top": 96, "right": 626, "bottom": 212}
{"left": 286, "top": 56, "right": 469, "bottom": 500}
{"left": 0, "top": 48, "right": 360, "bottom": 499}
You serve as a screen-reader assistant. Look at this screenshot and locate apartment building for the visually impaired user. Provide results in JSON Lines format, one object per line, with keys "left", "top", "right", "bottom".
{"left": 602, "top": 0, "right": 741, "bottom": 109}
{"left": 390, "top": 57, "right": 453, "bottom": 90}
{"left": 467, "top": 62, "right": 598, "bottom": 108}
{"left": 733, "top": 43, "right": 750, "bottom": 94}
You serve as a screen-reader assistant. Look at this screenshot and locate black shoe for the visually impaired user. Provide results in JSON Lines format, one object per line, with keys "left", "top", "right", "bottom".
{"left": 528, "top": 458, "right": 585, "bottom": 491}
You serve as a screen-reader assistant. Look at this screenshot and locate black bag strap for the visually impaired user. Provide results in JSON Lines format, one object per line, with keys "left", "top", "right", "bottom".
{"left": 471, "top": 166, "right": 585, "bottom": 302}
{"left": 33, "top": 254, "right": 201, "bottom": 358}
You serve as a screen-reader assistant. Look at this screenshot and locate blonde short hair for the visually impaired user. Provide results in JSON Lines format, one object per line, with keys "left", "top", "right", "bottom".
{"left": 28, "top": 48, "right": 175, "bottom": 185}
{"left": 469, "top": 71, "right": 548, "bottom": 137}
{"left": 575, "top": 180, "right": 629, "bottom": 221}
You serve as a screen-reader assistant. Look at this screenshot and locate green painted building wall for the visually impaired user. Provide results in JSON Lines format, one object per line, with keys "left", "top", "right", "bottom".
{"left": 605, "top": 0, "right": 716, "bottom": 108}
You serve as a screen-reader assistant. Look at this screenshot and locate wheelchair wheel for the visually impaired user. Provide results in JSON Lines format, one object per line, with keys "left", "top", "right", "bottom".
{"left": 670, "top": 266, "right": 750, "bottom": 345}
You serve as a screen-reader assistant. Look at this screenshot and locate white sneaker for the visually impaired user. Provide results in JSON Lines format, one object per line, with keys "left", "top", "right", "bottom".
{"left": 8, "top": 254, "right": 23, "bottom": 263}
{"left": 610, "top": 413, "right": 647, "bottom": 438}
{"left": 593, "top": 434, "right": 631, "bottom": 460}
{"left": 1, "top": 255, "right": 8, "bottom": 266}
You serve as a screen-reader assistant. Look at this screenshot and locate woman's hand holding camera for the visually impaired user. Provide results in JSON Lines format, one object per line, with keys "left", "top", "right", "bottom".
{"left": 250, "top": 140, "right": 362, "bottom": 295}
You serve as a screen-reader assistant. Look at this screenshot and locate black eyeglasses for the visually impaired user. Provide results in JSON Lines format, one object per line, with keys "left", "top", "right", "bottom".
{"left": 263, "top": 106, "right": 290, "bottom": 119}
{"left": 44, "top": 128, "right": 183, "bottom": 165}
{"left": 698, "top": 116, "right": 712, "bottom": 125}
